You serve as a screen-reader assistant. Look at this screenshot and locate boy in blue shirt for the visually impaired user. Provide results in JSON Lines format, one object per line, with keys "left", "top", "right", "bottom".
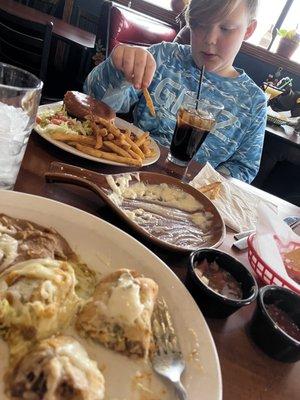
{"left": 84, "top": 0, "right": 267, "bottom": 183}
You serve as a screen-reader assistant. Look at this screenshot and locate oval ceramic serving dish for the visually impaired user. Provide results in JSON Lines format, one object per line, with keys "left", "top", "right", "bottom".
{"left": 45, "top": 162, "right": 225, "bottom": 252}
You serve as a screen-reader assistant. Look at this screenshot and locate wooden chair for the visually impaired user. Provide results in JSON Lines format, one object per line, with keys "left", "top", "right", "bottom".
{"left": 16, "top": 0, "right": 61, "bottom": 16}
{"left": 75, "top": 6, "right": 99, "bottom": 34}
{"left": 0, "top": 8, "right": 53, "bottom": 83}
{"left": 66, "top": 6, "right": 101, "bottom": 90}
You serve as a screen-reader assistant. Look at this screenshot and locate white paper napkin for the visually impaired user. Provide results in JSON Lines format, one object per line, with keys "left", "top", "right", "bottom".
{"left": 189, "top": 162, "right": 277, "bottom": 232}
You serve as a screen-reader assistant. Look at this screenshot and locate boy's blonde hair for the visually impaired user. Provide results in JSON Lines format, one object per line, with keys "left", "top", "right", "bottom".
{"left": 186, "top": 0, "right": 258, "bottom": 30}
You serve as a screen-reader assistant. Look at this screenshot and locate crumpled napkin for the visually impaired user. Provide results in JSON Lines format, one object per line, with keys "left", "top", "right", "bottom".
{"left": 267, "top": 106, "right": 290, "bottom": 120}
{"left": 253, "top": 203, "right": 300, "bottom": 292}
{"left": 189, "top": 162, "right": 277, "bottom": 232}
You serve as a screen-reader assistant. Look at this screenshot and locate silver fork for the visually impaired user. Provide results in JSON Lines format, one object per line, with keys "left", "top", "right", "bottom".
{"left": 151, "top": 298, "right": 188, "bottom": 400}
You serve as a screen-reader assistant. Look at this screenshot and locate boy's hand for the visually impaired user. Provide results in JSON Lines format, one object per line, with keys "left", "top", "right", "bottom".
{"left": 111, "top": 45, "right": 156, "bottom": 90}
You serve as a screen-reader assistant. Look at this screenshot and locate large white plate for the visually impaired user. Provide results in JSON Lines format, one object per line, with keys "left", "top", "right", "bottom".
{"left": 34, "top": 102, "right": 160, "bottom": 166}
{"left": 0, "top": 191, "right": 222, "bottom": 400}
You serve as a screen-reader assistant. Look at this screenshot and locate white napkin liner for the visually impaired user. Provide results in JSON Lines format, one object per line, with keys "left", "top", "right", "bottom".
{"left": 253, "top": 203, "right": 300, "bottom": 292}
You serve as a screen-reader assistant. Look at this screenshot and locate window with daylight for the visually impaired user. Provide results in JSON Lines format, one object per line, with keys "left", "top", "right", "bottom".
{"left": 244, "top": 0, "right": 300, "bottom": 63}
{"left": 247, "top": 0, "right": 287, "bottom": 47}
{"left": 273, "top": 0, "right": 300, "bottom": 62}
{"left": 142, "top": 0, "right": 173, "bottom": 10}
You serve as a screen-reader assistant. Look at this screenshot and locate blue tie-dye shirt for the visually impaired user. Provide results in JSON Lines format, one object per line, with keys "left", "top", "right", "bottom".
{"left": 84, "top": 42, "right": 267, "bottom": 183}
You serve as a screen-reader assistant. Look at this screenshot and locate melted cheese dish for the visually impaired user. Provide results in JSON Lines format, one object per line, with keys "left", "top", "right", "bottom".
{"left": 105, "top": 174, "right": 214, "bottom": 250}
{"left": 0, "top": 258, "right": 82, "bottom": 359}
{"left": 76, "top": 269, "right": 158, "bottom": 358}
{"left": 6, "top": 335, "right": 105, "bottom": 400}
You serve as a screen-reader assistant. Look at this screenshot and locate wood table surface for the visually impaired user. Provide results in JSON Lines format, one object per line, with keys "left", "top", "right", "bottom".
{"left": 14, "top": 131, "right": 300, "bottom": 400}
{"left": 0, "top": 0, "right": 96, "bottom": 48}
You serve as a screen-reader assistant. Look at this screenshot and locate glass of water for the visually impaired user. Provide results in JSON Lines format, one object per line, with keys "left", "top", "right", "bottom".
{"left": 0, "top": 63, "right": 43, "bottom": 190}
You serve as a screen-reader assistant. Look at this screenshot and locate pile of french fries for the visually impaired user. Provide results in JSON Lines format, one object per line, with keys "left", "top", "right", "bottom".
{"left": 46, "top": 113, "right": 156, "bottom": 167}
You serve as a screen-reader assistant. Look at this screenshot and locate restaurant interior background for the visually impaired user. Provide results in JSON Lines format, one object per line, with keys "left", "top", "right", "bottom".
{"left": 2, "top": 0, "right": 300, "bottom": 205}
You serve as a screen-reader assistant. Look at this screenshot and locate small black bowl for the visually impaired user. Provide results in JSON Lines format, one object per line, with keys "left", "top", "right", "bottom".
{"left": 249, "top": 285, "right": 300, "bottom": 363}
{"left": 186, "top": 248, "right": 258, "bottom": 318}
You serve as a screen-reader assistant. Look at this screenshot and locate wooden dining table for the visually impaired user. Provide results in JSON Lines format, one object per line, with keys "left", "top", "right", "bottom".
{"left": 13, "top": 130, "right": 300, "bottom": 400}
{"left": 0, "top": 0, "right": 96, "bottom": 48}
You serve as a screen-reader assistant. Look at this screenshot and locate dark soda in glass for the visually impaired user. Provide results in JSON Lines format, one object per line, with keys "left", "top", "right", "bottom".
{"left": 170, "top": 107, "right": 215, "bottom": 165}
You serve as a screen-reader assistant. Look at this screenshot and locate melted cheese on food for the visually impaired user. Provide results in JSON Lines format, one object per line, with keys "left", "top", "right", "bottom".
{"left": 106, "top": 174, "right": 202, "bottom": 213}
{"left": 0, "top": 224, "right": 17, "bottom": 235}
{"left": 0, "top": 233, "right": 18, "bottom": 270}
{"left": 0, "top": 258, "right": 80, "bottom": 347}
{"left": 57, "top": 339, "right": 102, "bottom": 377}
{"left": 105, "top": 272, "right": 144, "bottom": 325}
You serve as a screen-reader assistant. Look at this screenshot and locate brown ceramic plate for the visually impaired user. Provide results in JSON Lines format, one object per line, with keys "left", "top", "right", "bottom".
{"left": 45, "top": 162, "right": 225, "bottom": 252}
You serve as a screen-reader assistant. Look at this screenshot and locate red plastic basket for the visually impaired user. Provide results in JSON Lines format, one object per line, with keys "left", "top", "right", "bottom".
{"left": 247, "top": 233, "right": 300, "bottom": 294}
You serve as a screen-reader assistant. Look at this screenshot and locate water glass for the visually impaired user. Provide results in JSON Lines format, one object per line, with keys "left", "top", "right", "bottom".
{"left": 167, "top": 92, "right": 224, "bottom": 167}
{"left": 0, "top": 63, "right": 43, "bottom": 190}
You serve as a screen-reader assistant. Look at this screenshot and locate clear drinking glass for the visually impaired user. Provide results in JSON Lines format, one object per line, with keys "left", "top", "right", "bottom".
{"left": 0, "top": 63, "right": 43, "bottom": 190}
{"left": 167, "top": 92, "right": 224, "bottom": 167}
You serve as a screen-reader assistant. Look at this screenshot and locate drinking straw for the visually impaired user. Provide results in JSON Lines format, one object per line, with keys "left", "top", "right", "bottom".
{"left": 196, "top": 65, "right": 205, "bottom": 109}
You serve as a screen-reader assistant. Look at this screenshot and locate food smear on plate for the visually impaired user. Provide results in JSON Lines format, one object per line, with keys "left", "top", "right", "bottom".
{"left": 35, "top": 91, "right": 157, "bottom": 166}
{"left": 105, "top": 173, "right": 214, "bottom": 249}
{"left": 265, "top": 303, "right": 300, "bottom": 342}
{"left": 194, "top": 259, "right": 243, "bottom": 300}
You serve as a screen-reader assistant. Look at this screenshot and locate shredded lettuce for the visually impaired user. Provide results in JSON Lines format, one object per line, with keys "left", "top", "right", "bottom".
{"left": 37, "top": 105, "right": 93, "bottom": 136}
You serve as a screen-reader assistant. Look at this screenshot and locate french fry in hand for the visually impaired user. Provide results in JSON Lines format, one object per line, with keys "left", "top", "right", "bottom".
{"left": 143, "top": 88, "right": 156, "bottom": 117}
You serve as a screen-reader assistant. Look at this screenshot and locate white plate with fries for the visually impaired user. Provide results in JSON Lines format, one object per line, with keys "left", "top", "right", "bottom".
{"left": 0, "top": 190, "right": 222, "bottom": 400}
{"left": 34, "top": 102, "right": 160, "bottom": 167}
